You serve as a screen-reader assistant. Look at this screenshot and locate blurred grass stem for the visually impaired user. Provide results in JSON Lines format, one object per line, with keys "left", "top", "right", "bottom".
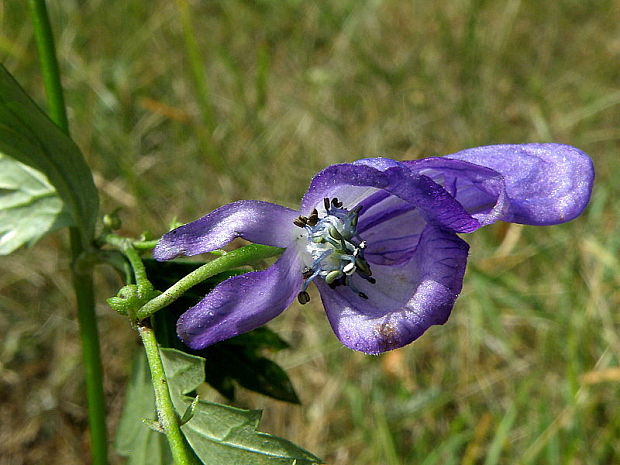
{"left": 28, "top": 1, "right": 108, "bottom": 464}
{"left": 175, "top": 0, "right": 225, "bottom": 172}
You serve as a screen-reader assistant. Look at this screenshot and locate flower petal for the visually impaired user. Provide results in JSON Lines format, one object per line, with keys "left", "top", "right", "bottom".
{"left": 316, "top": 225, "right": 469, "bottom": 354}
{"left": 403, "top": 157, "right": 508, "bottom": 226}
{"left": 444, "top": 143, "right": 594, "bottom": 225}
{"left": 176, "top": 247, "right": 303, "bottom": 349}
{"left": 153, "top": 200, "right": 297, "bottom": 260}
{"left": 301, "top": 161, "right": 480, "bottom": 234}
{"left": 357, "top": 198, "right": 426, "bottom": 265}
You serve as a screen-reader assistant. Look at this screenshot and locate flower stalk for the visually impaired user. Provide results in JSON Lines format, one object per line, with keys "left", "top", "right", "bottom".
{"left": 101, "top": 235, "right": 281, "bottom": 463}
{"left": 138, "top": 321, "right": 194, "bottom": 465}
{"left": 135, "top": 243, "right": 283, "bottom": 320}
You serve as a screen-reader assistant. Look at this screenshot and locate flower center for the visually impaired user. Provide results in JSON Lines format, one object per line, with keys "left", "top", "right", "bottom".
{"left": 294, "top": 197, "right": 375, "bottom": 304}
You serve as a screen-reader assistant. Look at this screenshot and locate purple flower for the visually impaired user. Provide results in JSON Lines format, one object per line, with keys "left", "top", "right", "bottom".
{"left": 154, "top": 144, "right": 594, "bottom": 354}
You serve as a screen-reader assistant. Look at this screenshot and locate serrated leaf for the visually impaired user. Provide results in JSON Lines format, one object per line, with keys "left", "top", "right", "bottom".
{"left": 115, "top": 351, "right": 173, "bottom": 465}
{"left": 0, "top": 153, "right": 72, "bottom": 254}
{"left": 201, "top": 345, "right": 300, "bottom": 404}
{"left": 160, "top": 348, "right": 323, "bottom": 465}
{"left": 0, "top": 64, "right": 98, "bottom": 248}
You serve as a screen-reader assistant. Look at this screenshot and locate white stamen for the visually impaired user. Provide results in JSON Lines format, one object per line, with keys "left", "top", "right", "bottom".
{"left": 295, "top": 199, "right": 372, "bottom": 297}
{"left": 343, "top": 262, "right": 356, "bottom": 275}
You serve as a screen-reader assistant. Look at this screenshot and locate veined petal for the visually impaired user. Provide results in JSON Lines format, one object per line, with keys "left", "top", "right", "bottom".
{"left": 316, "top": 226, "right": 469, "bottom": 354}
{"left": 358, "top": 199, "right": 426, "bottom": 265}
{"left": 444, "top": 143, "right": 594, "bottom": 225}
{"left": 176, "top": 247, "right": 303, "bottom": 349}
{"left": 153, "top": 200, "right": 297, "bottom": 260}
{"left": 300, "top": 161, "right": 480, "bottom": 234}
{"left": 403, "top": 157, "right": 508, "bottom": 226}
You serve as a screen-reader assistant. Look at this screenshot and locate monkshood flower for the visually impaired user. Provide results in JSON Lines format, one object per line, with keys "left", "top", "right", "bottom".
{"left": 154, "top": 144, "right": 593, "bottom": 354}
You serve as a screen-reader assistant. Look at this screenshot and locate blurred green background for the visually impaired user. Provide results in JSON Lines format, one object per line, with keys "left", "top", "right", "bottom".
{"left": 1, "top": 0, "right": 619, "bottom": 463}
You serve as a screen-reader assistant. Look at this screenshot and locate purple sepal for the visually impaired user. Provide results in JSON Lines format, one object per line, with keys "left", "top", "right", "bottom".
{"left": 403, "top": 157, "right": 508, "bottom": 226}
{"left": 301, "top": 161, "right": 480, "bottom": 234}
{"left": 317, "top": 226, "right": 469, "bottom": 354}
{"left": 176, "top": 247, "right": 303, "bottom": 349}
{"left": 444, "top": 143, "right": 594, "bottom": 225}
{"left": 153, "top": 200, "right": 297, "bottom": 260}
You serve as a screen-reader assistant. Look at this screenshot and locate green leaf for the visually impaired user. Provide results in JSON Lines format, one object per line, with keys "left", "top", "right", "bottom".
{"left": 160, "top": 348, "right": 323, "bottom": 465}
{"left": 0, "top": 64, "right": 98, "bottom": 247}
{"left": 225, "top": 326, "right": 290, "bottom": 351}
{"left": 0, "top": 153, "right": 72, "bottom": 254}
{"left": 201, "top": 343, "right": 300, "bottom": 404}
{"left": 115, "top": 351, "right": 173, "bottom": 465}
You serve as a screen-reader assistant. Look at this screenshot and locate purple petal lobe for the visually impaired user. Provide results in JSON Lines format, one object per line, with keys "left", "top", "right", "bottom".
{"left": 403, "top": 157, "right": 508, "bottom": 226}
{"left": 445, "top": 143, "right": 594, "bottom": 225}
{"left": 358, "top": 198, "right": 426, "bottom": 265}
{"left": 153, "top": 200, "right": 297, "bottom": 260}
{"left": 352, "top": 157, "right": 403, "bottom": 171}
{"left": 316, "top": 226, "right": 469, "bottom": 354}
{"left": 301, "top": 161, "right": 480, "bottom": 234}
{"left": 176, "top": 247, "right": 303, "bottom": 349}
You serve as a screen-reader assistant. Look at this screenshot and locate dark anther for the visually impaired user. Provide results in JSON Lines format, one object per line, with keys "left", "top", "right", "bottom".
{"left": 358, "top": 292, "right": 369, "bottom": 300}
{"left": 293, "top": 216, "right": 308, "bottom": 228}
{"left": 307, "top": 208, "right": 319, "bottom": 226}
{"left": 297, "top": 291, "right": 311, "bottom": 304}
{"left": 331, "top": 198, "right": 343, "bottom": 208}
{"left": 328, "top": 276, "right": 345, "bottom": 289}
{"left": 367, "top": 277, "right": 376, "bottom": 284}
{"left": 302, "top": 266, "right": 313, "bottom": 279}
{"left": 323, "top": 198, "right": 331, "bottom": 211}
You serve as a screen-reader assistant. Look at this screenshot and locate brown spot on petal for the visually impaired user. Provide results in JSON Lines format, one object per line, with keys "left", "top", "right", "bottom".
{"left": 375, "top": 321, "right": 400, "bottom": 351}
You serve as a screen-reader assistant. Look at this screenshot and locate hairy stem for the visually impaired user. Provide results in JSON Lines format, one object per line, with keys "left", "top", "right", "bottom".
{"left": 28, "top": 2, "right": 108, "bottom": 463}
{"left": 103, "top": 234, "right": 153, "bottom": 296}
{"left": 138, "top": 322, "right": 194, "bottom": 465}
{"left": 136, "top": 244, "right": 283, "bottom": 320}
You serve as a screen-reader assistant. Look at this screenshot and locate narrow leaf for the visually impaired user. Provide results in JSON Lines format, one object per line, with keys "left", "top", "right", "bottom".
{"left": 0, "top": 153, "right": 71, "bottom": 254}
{"left": 160, "top": 348, "right": 323, "bottom": 465}
{"left": 0, "top": 64, "right": 98, "bottom": 247}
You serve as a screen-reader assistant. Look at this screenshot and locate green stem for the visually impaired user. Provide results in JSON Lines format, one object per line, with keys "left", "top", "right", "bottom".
{"left": 133, "top": 239, "right": 160, "bottom": 250}
{"left": 28, "top": 0, "right": 69, "bottom": 133}
{"left": 71, "top": 233, "right": 109, "bottom": 465}
{"left": 102, "top": 234, "right": 152, "bottom": 296}
{"left": 138, "top": 322, "right": 194, "bottom": 465}
{"left": 29, "top": 2, "right": 108, "bottom": 464}
{"left": 136, "top": 244, "right": 283, "bottom": 320}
